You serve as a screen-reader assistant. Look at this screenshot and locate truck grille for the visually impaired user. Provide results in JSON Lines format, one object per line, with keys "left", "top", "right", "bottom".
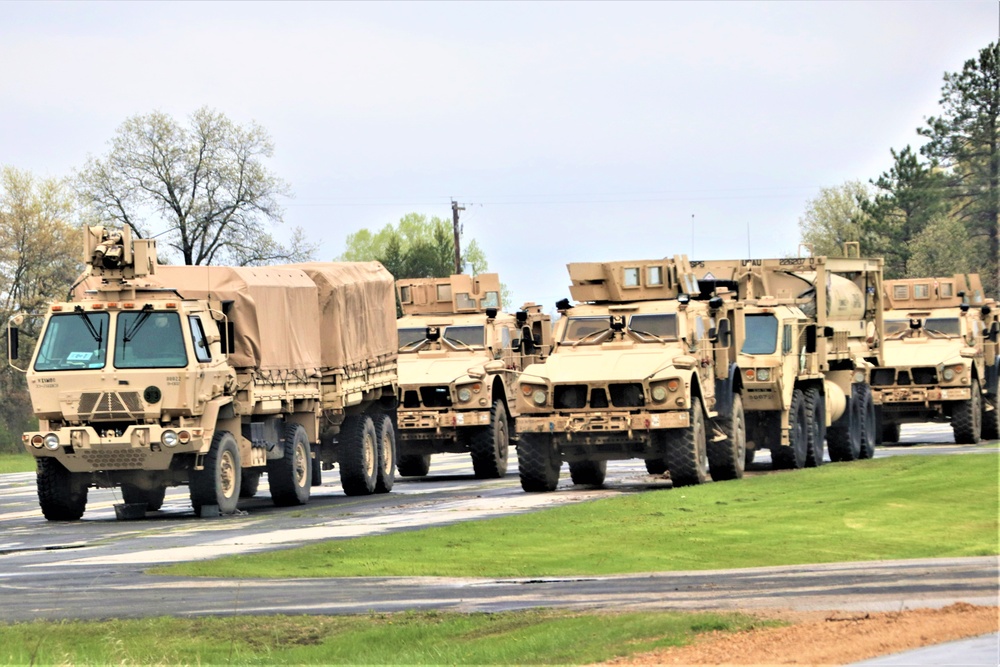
{"left": 79, "top": 449, "right": 148, "bottom": 470}
{"left": 78, "top": 392, "right": 144, "bottom": 421}
{"left": 554, "top": 385, "right": 588, "bottom": 409}
{"left": 872, "top": 368, "right": 938, "bottom": 387}
{"left": 609, "top": 383, "right": 644, "bottom": 408}
{"left": 419, "top": 386, "right": 452, "bottom": 408}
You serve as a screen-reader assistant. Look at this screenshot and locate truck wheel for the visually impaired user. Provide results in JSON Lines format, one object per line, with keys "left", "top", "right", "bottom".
{"left": 569, "top": 459, "right": 607, "bottom": 486}
{"left": 805, "top": 387, "right": 826, "bottom": 467}
{"left": 37, "top": 458, "right": 88, "bottom": 521}
{"left": 471, "top": 400, "right": 510, "bottom": 479}
{"left": 708, "top": 393, "right": 746, "bottom": 481}
{"left": 828, "top": 387, "right": 862, "bottom": 462}
{"left": 665, "top": 396, "right": 709, "bottom": 487}
{"left": 859, "top": 386, "right": 876, "bottom": 459}
{"left": 374, "top": 414, "right": 396, "bottom": 493}
{"left": 881, "top": 422, "right": 901, "bottom": 444}
{"left": 744, "top": 447, "right": 756, "bottom": 468}
{"left": 239, "top": 471, "right": 261, "bottom": 498}
{"left": 190, "top": 430, "right": 241, "bottom": 515}
{"left": 518, "top": 432, "right": 561, "bottom": 492}
{"left": 982, "top": 395, "right": 999, "bottom": 441}
{"left": 121, "top": 483, "right": 166, "bottom": 511}
{"left": 397, "top": 453, "right": 431, "bottom": 477}
{"left": 771, "top": 389, "right": 809, "bottom": 470}
{"left": 339, "top": 415, "right": 378, "bottom": 496}
{"left": 268, "top": 423, "right": 312, "bottom": 506}
{"left": 644, "top": 458, "right": 668, "bottom": 475}
{"left": 952, "top": 379, "right": 982, "bottom": 444}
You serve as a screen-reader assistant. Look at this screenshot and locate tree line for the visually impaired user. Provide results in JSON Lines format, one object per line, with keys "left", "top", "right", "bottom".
{"left": 800, "top": 42, "right": 999, "bottom": 294}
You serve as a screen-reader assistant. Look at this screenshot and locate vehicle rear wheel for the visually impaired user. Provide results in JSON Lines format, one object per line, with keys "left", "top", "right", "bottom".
{"left": 339, "top": 415, "right": 378, "bottom": 496}
{"left": 644, "top": 457, "right": 668, "bottom": 475}
{"left": 881, "top": 422, "right": 901, "bottom": 444}
{"left": 397, "top": 453, "right": 431, "bottom": 477}
{"left": 805, "top": 387, "right": 826, "bottom": 467}
{"left": 828, "top": 386, "right": 862, "bottom": 462}
{"left": 239, "top": 470, "right": 261, "bottom": 498}
{"left": 858, "top": 386, "right": 876, "bottom": 459}
{"left": 953, "top": 379, "right": 982, "bottom": 444}
{"left": 268, "top": 423, "right": 312, "bottom": 506}
{"left": 569, "top": 459, "right": 607, "bottom": 486}
{"left": 121, "top": 483, "right": 166, "bottom": 511}
{"left": 772, "top": 388, "right": 809, "bottom": 470}
{"left": 708, "top": 393, "right": 746, "bottom": 481}
{"left": 517, "top": 433, "right": 561, "bottom": 492}
{"left": 37, "top": 458, "right": 88, "bottom": 521}
{"left": 190, "top": 431, "right": 241, "bottom": 515}
{"left": 665, "top": 397, "right": 709, "bottom": 487}
{"left": 470, "top": 400, "right": 510, "bottom": 479}
{"left": 982, "top": 394, "right": 999, "bottom": 441}
{"left": 374, "top": 414, "right": 396, "bottom": 493}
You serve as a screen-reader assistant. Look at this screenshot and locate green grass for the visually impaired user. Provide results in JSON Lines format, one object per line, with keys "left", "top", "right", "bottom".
{"left": 160, "top": 453, "right": 999, "bottom": 579}
{"left": 0, "top": 452, "right": 34, "bottom": 474}
{"left": 0, "top": 609, "right": 772, "bottom": 665}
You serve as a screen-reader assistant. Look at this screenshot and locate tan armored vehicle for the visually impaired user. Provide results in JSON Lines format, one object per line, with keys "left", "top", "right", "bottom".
{"left": 695, "top": 248, "right": 885, "bottom": 468}
{"left": 515, "top": 257, "right": 744, "bottom": 492}
{"left": 394, "top": 274, "right": 552, "bottom": 478}
{"left": 8, "top": 226, "right": 399, "bottom": 520}
{"left": 871, "top": 274, "right": 999, "bottom": 444}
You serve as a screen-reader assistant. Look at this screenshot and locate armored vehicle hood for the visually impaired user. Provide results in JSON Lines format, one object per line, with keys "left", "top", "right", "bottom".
{"left": 524, "top": 344, "right": 682, "bottom": 384}
{"left": 882, "top": 338, "right": 969, "bottom": 368}
{"left": 398, "top": 355, "right": 485, "bottom": 387}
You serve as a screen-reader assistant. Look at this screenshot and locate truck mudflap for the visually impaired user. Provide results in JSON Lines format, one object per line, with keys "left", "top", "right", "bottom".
{"left": 873, "top": 386, "right": 972, "bottom": 405}
{"left": 21, "top": 424, "right": 207, "bottom": 473}
{"left": 517, "top": 410, "right": 690, "bottom": 436}
{"left": 396, "top": 408, "right": 492, "bottom": 436}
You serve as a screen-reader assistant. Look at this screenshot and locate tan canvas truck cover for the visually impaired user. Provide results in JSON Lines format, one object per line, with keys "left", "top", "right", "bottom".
{"left": 287, "top": 262, "right": 398, "bottom": 373}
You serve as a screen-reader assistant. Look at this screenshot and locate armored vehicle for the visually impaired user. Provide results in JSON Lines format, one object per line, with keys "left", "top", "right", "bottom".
{"left": 8, "top": 226, "right": 399, "bottom": 520}
{"left": 394, "top": 274, "right": 552, "bottom": 478}
{"left": 871, "top": 274, "right": 999, "bottom": 444}
{"left": 514, "top": 256, "right": 744, "bottom": 492}
{"left": 695, "top": 248, "right": 885, "bottom": 468}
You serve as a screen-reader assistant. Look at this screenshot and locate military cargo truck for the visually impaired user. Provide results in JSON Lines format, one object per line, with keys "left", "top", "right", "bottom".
{"left": 7, "top": 226, "right": 398, "bottom": 520}
{"left": 394, "top": 273, "right": 552, "bottom": 478}
{"left": 871, "top": 274, "right": 999, "bottom": 444}
{"left": 695, "top": 249, "right": 885, "bottom": 468}
{"left": 514, "top": 256, "right": 744, "bottom": 492}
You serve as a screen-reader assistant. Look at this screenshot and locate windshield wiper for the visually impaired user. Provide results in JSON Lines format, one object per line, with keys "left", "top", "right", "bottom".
{"left": 628, "top": 328, "right": 669, "bottom": 344}
{"left": 922, "top": 328, "right": 951, "bottom": 339}
{"left": 400, "top": 338, "right": 429, "bottom": 352}
{"left": 571, "top": 328, "right": 612, "bottom": 347}
{"left": 121, "top": 304, "right": 155, "bottom": 351}
{"left": 444, "top": 337, "right": 476, "bottom": 351}
{"left": 73, "top": 305, "right": 104, "bottom": 344}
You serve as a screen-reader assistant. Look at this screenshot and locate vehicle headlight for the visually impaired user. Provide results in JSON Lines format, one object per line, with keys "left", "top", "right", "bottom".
{"left": 651, "top": 385, "right": 667, "bottom": 402}
{"left": 532, "top": 389, "right": 547, "bottom": 405}
{"left": 756, "top": 368, "right": 771, "bottom": 381}
{"left": 457, "top": 387, "right": 472, "bottom": 402}
{"left": 943, "top": 367, "right": 955, "bottom": 381}
{"left": 853, "top": 370, "right": 866, "bottom": 384}
{"left": 161, "top": 430, "right": 178, "bottom": 447}
{"left": 44, "top": 434, "right": 60, "bottom": 450}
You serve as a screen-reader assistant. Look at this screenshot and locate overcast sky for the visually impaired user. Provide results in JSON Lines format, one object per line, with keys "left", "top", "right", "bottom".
{"left": 1, "top": 1, "right": 997, "bottom": 309}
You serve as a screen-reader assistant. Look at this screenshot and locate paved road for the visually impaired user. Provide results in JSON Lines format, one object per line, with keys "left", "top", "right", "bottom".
{"left": 0, "top": 423, "right": 996, "bottom": 624}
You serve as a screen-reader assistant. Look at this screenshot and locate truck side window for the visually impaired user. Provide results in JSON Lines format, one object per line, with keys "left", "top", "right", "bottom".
{"left": 189, "top": 315, "right": 212, "bottom": 363}
{"left": 782, "top": 324, "right": 793, "bottom": 354}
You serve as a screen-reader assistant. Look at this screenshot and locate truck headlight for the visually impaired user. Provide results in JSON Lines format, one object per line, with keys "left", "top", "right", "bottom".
{"left": 44, "top": 434, "right": 60, "bottom": 450}
{"left": 942, "top": 367, "right": 955, "bottom": 381}
{"left": 533, "top": 389, "right": 547, "bottom": 405}
{"left": 651, "top": 385, "right": 667, "bottom": 402}
{"left": 457, "top": 387, "right": 472, "bottom": 402}
{"left": 756, "top": 368, "right": 771, "bottom": 381}
{"left": 161, "top": 430, "right": 179, "bottom": 447}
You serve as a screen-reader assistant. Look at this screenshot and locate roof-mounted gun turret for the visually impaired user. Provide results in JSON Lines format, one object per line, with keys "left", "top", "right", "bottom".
{"left": 83, "top": 225, "right": 158, "bottom": 283}
{"left": 567, "top": 255, "right": 699, "bottom": 303}
{"left": 397, "top": 273, "right": 501, "bottom": 315}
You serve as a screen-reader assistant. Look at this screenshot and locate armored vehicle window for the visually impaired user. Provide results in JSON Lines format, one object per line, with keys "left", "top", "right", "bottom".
{"left": 885, "top": 319, "right": 908, "bottom": 335}
{"left": 443, "top": 325, "right": 484, "bottom": 349}
{"left": 782, "top": 323, "right": 793, "bottom": 354}
{"left": 742, "top": 314, "right": 778, "bottom": 355}
{"left": 923, "top": 317, "right": 961, "bottom": 337}
{"left": 647, "top": 266, "right": 663, "bottom": 286}
{"left": 33, "top": 312, "right": 109, "bottom": 371}
{"left": 114, "top": 311, "right": 187, "bottom": 369}
{"left": 398, "top": 327, "right": 426, "bottom": 351}
{"left": 456, "top": 292, "right": 477, "bottom": 309}
{"left": 563, "top": 317, "right": 610, "bottom": 342}
{"left": 893, "top": 285, "right": 909, "bottom": 300}
{"left": 436, "top": 284, "right": 452, "bottom": 302}
{"left": 482, "top": 291, "right": 500, "bottom": 309}
{"left": 940, "top": 283, "right": 954, "bottom": 298}
{"left": 623, "top": 268, "right": 640, "bottom": 288}
{"left": 399, "top": 286, "right": 412, "bottom": 303}
{"left": 914, "top": 284, "right": 930, "bottom": 299}
{"left": 628, "top": 313, "right": 677, "bottom": 341}
{"left": 189, "top": 316, "right": 212, "bottom": 363}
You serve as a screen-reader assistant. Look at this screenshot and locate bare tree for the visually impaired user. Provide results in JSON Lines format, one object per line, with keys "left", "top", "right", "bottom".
{"left": 76, "top": 107, "right": 315, "bottom": 266}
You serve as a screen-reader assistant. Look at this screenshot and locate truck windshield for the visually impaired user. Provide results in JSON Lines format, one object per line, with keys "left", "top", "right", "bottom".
{"left": 114, "top": 311, "right": 188, "bottom": 368}
{"left": 923, "top": 317, "right": 961, "bottom": 337}
{"left": 443, "top": 325, "right": 484, "bottom": 349}
{"left": 33, "top": 312, "right": 109, "bottom": 371}
{"left": 628, "top": 313, "right": 677, "bottom": 342}
{"left": 398, "top": 327, "right": 427, "bottom": 351}
{"left": 885, "top": 319, "right": 908, "bottom": 335}
{"left": 742, "top": 314, "right": 778, "bottom": 355}
{"left": 563, "top": 317, "right": 610, "bottom": 343}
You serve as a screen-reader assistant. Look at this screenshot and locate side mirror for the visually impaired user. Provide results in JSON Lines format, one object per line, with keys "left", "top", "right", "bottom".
{"left": 708, "top": 327, "right": 718, "bottom": 342}
{"left": 7, "top": 327, "right": 18, "bottom": 360}
{"left": 717, "top": 319, "right": 732, "bottom": 348}
{"left": 989, "top": 322, "right": 999, "bottom": 343}
{"left": 511, "top": 337, "right": 521, "bottom": 350}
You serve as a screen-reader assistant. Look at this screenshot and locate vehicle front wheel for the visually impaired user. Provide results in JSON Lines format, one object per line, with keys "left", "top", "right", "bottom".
{"left": 121, "top": 483, "right": 166, "bottom": 511}
{"left": 37, "top": 458, "right": 88, "bottom": 521}
{"left": 953, "top": 379, "right": 982, "bottom": 444}
{"left": 470, "top": 400, "right": 510, "bottom": 479}
{"left": 707, "top": 393, "right": 746, "bottom": 481}
{"left": 190, "top": 431, "right": 241, "bottom": 515}
{"left": 665, "top": 397, "right": 709, "bottom": 487}
{"left": 517, "top": 433, "right": 561, "bottom": 492}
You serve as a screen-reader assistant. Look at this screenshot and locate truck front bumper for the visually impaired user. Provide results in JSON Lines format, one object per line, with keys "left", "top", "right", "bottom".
{"left": 873, "top": 386, "right": 972, "bottom": 406}
{"left": 517, "top": 410, "right": 689, "bottom": 439}
{"left": 22, "top": 425, "right": 207, "bottom": 473}
{"left": 396, "top": 409, "right": 492, "bottom": 440}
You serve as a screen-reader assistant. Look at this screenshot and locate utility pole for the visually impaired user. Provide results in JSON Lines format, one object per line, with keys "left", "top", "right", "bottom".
{"left": 451, "top": 199, "right": 465, "bottom": 274}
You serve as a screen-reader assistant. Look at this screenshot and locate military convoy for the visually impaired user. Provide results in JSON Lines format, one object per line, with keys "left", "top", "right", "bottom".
{"left": 8, "top": 226, "right": 399, "bottom": 520}
{"left": 871, "top": 274, "right": 999, "bottom": 444}
{"left": 394, "top": 274, "right": 552, "bottom": 478}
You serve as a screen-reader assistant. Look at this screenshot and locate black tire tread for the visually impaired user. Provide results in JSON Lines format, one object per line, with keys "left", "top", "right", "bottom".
{"left": 37, "top": 457, "right": 88, "bottom": 521}
{"left": 953, "top": 379, "right": 982, "bottom": 444}
{"left": 665, "top": 397, "right": 709, "bottom": 487}
{"left": 707, "top": 393, "right": 745, "bottom": 481}
{"left": 470, "top": 400, "right": 509, "bottom": 479}
{"left": 339, "top": 415, "right": 378, "bottom": 496}
{"left": 268, "top": 423, "right": 311, "bottom": 507}
{"left": 189, "top": 430, "right": 241, "bottom": 515}
{"left": 518, "top": 433, "right": 560, "bottom": 492}
{"left": 374, "top": 414, "right": 396, "bottom": 494}
{"left": 569, "top": 459, "right": 607, "bottom": 486}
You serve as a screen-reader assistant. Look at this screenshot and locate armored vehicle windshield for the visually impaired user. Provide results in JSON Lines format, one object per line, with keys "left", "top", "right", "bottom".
{"left": 561, "top": 313, "right": 678, "bottom": 344}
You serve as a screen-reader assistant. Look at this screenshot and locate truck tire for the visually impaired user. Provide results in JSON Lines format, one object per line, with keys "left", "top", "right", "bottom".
{"left": 744, "top": 447, "right": 756, "bottom": 468}
{"left": 859, "top": 386, "right": 876, "bottom": 459}
{"left": 239, "top": 471, "right": 261, "bottom": 498}
{"left": 708, "top": 393, "right": 746, "bottom": 481}
{"left": 374, "top": 414, "right": 396, "bottom": 493}
{"left": 982, "top": 395, "right": 999, "bottom": 441}
{"left": 881, "top": 422, "right": 901, "bottom": 444}
{"left": 665, "top": 396, "right": 709, "bottom": 487}
{"left": 37, "top": 457, "right": 88, "bottom": 521}
{"left": 644, "top": 457, "right": 668, "bottom": 475}
{"left": 471, "top": 400, "right": 510, "bottom": 479}
{"left": 952, "top": 379, "right": 982, "bottom": 444}
{"left": 397, "top": 453, "right": 431, "bottom": 477}
{"left": 805, "top": 387, "right": 826, "bottom": 467}
{"left": 569, "top": 459, "right": 607, "bottom": 486}
{"left": 828, "top": 387, "right": 862, "bottom": 462}
{"left": 190, "top": 430, "right": 241, "bottom": 515}
{"left": 268, "top": 423, "right": 312, "bottom": 506}
{"left": 772, "top": 388, "right": 809, "bottom": 470}
{"left": 121, "top": 483, "right": 166, "bottom": 511}
{"left": 518, "top": 432, "right": 561, "bottom": 492}
{"left": 339, "top": 415, "right": 378, "bottom": 496}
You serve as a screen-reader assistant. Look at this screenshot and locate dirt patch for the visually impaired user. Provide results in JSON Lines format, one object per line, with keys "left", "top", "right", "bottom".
{"left": 602, "top": 603, "right": 998, "bottom": 666}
